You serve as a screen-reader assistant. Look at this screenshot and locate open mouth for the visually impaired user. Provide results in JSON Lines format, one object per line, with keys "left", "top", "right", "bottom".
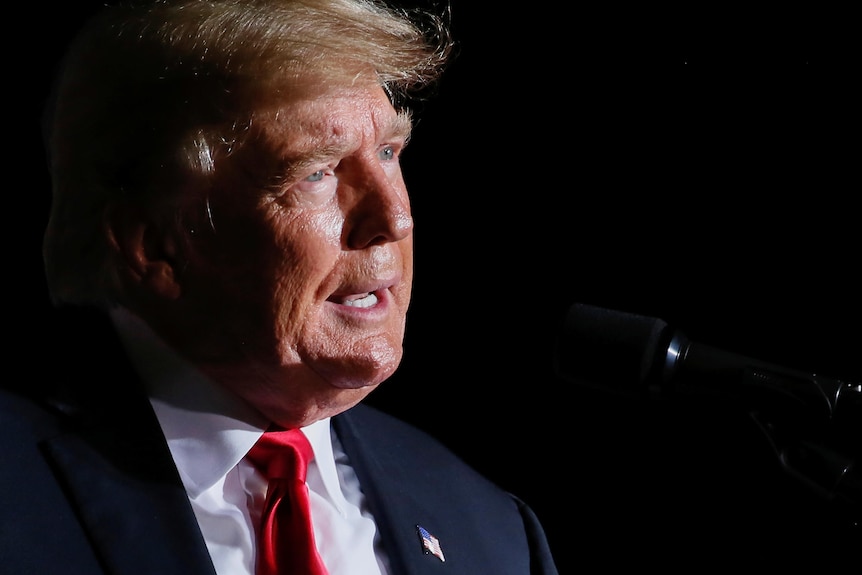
{"left": 331, "top": 291, "right": 379, "bottom": 308}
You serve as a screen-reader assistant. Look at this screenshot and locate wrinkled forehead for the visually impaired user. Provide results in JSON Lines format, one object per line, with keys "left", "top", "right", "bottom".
{"left": 207, "top": 82, "right": 412, "bottom": 189}
{"left": 249, "top": 83, "right": 411, "bottom": 153}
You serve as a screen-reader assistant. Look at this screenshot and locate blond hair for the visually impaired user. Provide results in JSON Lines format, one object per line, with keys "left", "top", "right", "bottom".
{"left": 43, "top": 0, "right": 453, "bottom": 306}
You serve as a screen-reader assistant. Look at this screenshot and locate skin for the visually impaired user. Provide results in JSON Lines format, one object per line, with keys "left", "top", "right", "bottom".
{"left": 124, "top": 83, "right": 415, "bottom": 429}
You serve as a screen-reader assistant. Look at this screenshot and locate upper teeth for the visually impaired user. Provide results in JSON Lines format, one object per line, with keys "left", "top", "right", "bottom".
{"left": 344, "top": 293, "right": 378, "bottom": 308}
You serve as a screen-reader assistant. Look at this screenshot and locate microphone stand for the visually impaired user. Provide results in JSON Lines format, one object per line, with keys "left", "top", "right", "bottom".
{"left": 555, "top": 301, "right": 862, "bottom": 528}
{"left": 652, "top": 326, "right": 862, "bottom": 523}
{"left": 737, "top": 369, "right": 861, "bottom": 525}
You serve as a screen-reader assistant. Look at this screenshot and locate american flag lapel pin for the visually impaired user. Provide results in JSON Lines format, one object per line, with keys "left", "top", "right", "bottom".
{"left": 416, "top": 524, "right": 445, "bottom": 563}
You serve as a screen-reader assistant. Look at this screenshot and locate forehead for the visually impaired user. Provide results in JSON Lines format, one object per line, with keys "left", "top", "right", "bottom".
{"left": 257, "top": 84, "right": 411, "bottom": 157}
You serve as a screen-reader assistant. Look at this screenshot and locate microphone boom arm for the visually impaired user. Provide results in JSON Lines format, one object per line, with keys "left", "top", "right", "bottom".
{"left": 554, "top": 302, "right": 862, "bottom": 517}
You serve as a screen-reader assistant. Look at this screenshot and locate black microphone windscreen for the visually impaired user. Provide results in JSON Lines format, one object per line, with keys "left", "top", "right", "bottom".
{"left": 554, "top": 303, "right": 672, "bottom": 394}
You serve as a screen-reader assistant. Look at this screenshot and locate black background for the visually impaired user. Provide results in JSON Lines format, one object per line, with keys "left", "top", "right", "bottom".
{"left": 17, "top": 2, "right": 860, "bottom": 572}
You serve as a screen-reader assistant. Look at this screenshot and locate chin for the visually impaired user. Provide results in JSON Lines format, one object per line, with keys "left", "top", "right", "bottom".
{"left": 307, "top": 337, "right": 402, "bottom": 388}
{"left": 326, "top": 372, "right": 390, "bottom": 390}
{"left": 320, "top": 355, "right": 401, "bottom": 390}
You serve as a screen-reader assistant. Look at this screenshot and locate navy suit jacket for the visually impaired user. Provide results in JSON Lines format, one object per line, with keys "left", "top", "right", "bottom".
{"left": 0, "top": 309, "right": 558, "bottom": 575}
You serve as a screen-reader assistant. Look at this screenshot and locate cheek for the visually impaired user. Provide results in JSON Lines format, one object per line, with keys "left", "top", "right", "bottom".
{"left": 269, "top": 210, "right": 345, "bottom": 312}
{"left": 278, "top": 209, "right": 344, "bottom": 282}
{"left": 256, "top": 206, "right": 344, "bottom": 284}
{"left": 314, "top": 208, "right": 345, "bottom": 245}
{"left": 399, "top": 240, "right": 413, "bottom": 304}
{"left": 190, "top": 205, "right": 342, "bottom": 319}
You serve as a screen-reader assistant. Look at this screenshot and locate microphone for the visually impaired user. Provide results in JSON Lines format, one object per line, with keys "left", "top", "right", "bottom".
{"left": 554, "top": 302, "right": 860, "bottom": 424}
{"left": 553, "top": 302, "right": 861, "bottom": 509}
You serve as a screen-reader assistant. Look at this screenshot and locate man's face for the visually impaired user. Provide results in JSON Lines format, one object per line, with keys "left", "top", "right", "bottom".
{"left": 174, "top": 84, "right": 414, "bottom": 425}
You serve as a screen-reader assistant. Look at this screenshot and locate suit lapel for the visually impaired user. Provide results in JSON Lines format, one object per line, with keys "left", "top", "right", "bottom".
{"left": 39, "top": 308, "right": 217, "bottom": 575}
{"left": 42, "top": 430, "right": 216, "bottom": 575}
{"left": 333, "top": 407, "right": 450, "bottom": 575}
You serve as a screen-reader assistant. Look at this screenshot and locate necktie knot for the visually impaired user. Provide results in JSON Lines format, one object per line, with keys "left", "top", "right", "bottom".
{"left": 248, "top": 427, "right": 313, "bottom": 481}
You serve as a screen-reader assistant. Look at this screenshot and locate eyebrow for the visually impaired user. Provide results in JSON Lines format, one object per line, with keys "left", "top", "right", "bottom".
{"left": 388, "top": 109, "right": 414, "bottom": 145}
{"left": 278, "top": 109, "right": 413, "bottom": 181}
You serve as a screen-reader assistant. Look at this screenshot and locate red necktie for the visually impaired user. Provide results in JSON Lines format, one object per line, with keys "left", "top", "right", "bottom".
{"left": 247, "top": 427, "right": 329, "bottom": 575}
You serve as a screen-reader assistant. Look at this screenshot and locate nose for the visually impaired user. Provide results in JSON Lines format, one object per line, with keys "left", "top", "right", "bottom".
{"left": 342, "top": 162, "right": 413, "bottom": 249}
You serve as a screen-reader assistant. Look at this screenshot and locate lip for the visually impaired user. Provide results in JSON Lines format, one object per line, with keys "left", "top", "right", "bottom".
{"left": 325, "top": 276, "right": 400, "bottom": 320}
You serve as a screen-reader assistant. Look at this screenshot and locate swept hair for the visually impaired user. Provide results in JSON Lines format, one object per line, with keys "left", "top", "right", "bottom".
{"left": 43, "top": 0, "right": 453, "bottom": 306}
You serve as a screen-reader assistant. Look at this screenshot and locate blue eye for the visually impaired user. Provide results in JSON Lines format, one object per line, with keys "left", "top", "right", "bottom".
{"left": 306, "top": 170, "right": 326, "bottom": 182}
{"left": 379, "top": 146, "right": 395, "bottom": 161}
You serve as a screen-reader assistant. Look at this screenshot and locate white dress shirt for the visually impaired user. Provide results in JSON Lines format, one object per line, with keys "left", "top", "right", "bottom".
{"left": 110, "top": 306, "right": 390, "bottom": 575}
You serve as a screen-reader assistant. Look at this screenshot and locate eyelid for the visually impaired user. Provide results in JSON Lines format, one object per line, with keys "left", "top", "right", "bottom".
{"left": 291, "top": 156, "right": 333, "bottom": 176}
{"left": 281, "top": 157, "right": 336, "bottom": 185}
{"left": 381, "top": 138, "right": 407, "bottom": 157}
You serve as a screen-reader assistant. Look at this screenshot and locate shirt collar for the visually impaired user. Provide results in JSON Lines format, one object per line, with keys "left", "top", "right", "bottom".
{"left": 108, "top": 306, "right": 344, "bottom": 508}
